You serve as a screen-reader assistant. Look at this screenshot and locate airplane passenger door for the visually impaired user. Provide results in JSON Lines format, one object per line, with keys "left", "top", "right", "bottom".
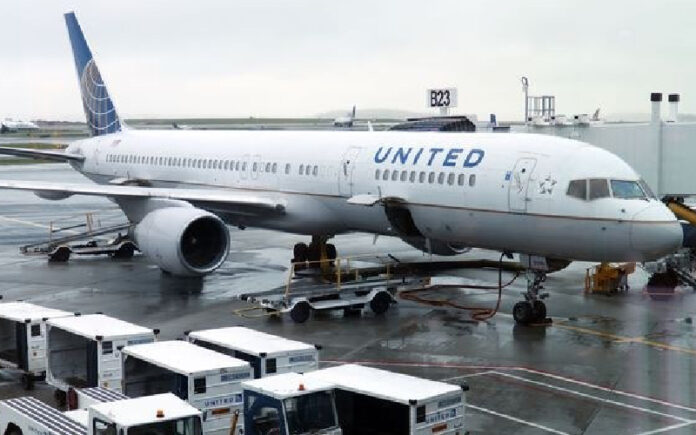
{"left": 339, "top": 147, "right": 361, "bottom": 195}
{"left": 508, "top": 158, "right": 537, "bottom": 212}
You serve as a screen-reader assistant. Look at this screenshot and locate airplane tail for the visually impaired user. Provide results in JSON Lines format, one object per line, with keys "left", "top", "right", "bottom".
{"left": 64, "top": 12, "right": 122, "bottom": 136}
{"left": 351, "top": 105, "right": 356, "bottom": 119}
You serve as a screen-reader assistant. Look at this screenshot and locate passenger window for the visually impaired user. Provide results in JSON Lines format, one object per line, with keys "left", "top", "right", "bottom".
{"left": 447, "top": 173, "right": 455, "bottom": 185}
{"left": 224, "top": 161, "right": 229, "bottom": 170}
{"left": 567, "top": 179, "right": 587, "bottom": 200}
{"left": 236, "top": 161, "right": 241, "bottom": 171}
{"left": 203, "top": 160, "right": 208, "bottom": 169}
{"left": 400, "top": 170, "right": 408, "bottom": 182}
{"left": 375, "top": 169, "right": 381, "bottom": 180}
{"left": 391, "top": 170, "right": 398, "bottom": 181}
{"left": 229, "top": 160, "right": 234, "bottom": 170}
{"left": 313, "top": 166, "right": 318, "bottom": 176}
{"left": 419, "top": 172, "right": 426, "bottom": 183}
{"left": 458, "top": 174, "right": 465, "bottom": 186}
{"left": 242, "top": 162, "right": 247, "bottom": 171}
{"left": 409, "top": 171, "right": 416, "bottom": 183}
{"left": 382, "top": 169, "right": 390, "bottom": 181}
{"left": 428, "top": 172, "right": 435, "bottom": 184}
{"left": 209, "top": 159, "right": 214, "bottom": 169}
{"left": 272, "top": 163, "right": 277, "bottom": 173}
{"left": 437, "top": 172, "right": 445, "bottom": 184}
{"left": 469, "top": 174, "right": 476, "bottom": 187}
{"left": 299, "top": 164, "right": 304, "bottom": 175}
{"left": 253, "top": 162, "right": 258, "bottom": 172}
{"left": 285, "top": 163, "right": 291, "bottom": 174}
{"left": 589, "top": 179, "right": 610, "bottom": 200}
{"left": 266, "top": 163, "right": 271, "bottom": 172}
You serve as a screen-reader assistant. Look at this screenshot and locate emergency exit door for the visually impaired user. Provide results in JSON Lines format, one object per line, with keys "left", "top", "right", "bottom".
{"left": 339, "top": 147, "right": 361, "bottom": 195}
{"left": 508, "top": 158, "right": 537, "bottom": 212}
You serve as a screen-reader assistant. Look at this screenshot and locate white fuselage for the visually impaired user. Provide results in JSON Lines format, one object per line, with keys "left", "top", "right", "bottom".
{"left": 66, "top": 129, "right": 681, "bottom": 262}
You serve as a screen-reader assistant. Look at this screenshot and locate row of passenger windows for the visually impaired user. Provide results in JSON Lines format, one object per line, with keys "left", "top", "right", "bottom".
{"left": 567, "top": 178, "right": 655, "bottom": 201}
{"left": 105, "top": 154, "right": 323, "bottom": 177}
{"left": 375, "top": 168, "right": 476, "bottom": 187}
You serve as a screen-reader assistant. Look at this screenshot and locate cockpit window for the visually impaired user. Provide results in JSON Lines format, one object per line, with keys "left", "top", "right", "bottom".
{"left": 589, "top": 179, "right": 610, "bottom": 200}
{"left": 611, "top": 180, "right": 646, "bottom": 199}
{"left": 639, "top": 179, "right": 657, "bottom": 199}
{"left": 567, "top": 180, "right": 587, "bottom": 200}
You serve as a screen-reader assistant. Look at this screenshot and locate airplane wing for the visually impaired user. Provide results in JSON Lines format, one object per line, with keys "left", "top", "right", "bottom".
{"left": 0, "top": 180, "right": 286, "bottom": 214}
{"left": 0, "top": 147, "right": 85, "bottom": 163}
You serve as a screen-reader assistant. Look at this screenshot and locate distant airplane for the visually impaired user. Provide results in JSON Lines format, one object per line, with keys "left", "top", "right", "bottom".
{"left": 333, "top": 105, "right": 356, "bottom": 128}
{"left": 0, "top": 119, "right": 39, "bottom": 133}
{"left": 0, "top": 12, "right": 683, "bottom": 325}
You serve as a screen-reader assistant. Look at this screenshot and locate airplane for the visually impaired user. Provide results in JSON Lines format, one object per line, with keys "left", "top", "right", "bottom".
{"left": 0, "top": 118, "right": 39, "bottom": 133}
{"left": 333, "top": 105, "right": 356, "bottom": 128}
{"left": 0, "top": 12, "right": 683, "bottom": 324}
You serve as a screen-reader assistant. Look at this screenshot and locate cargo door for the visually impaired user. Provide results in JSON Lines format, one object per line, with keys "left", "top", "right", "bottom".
{"left": 508, "top": 158, "right": 537, "bottom": 212}
{"left": 87, "top": 341, "right": 98, "bottom": 387}
{"left": 339, "top": 147, "right": 361, "bottom": 196}
{"left": 15, "top": 323, "right": 27, "bottom": 371}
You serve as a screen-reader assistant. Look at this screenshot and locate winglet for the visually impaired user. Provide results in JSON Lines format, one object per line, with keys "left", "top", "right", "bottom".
{"left": 64, "top": 12, "right": 122, "bottom": 137}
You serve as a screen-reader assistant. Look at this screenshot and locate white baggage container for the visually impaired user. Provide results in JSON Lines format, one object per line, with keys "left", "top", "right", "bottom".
{"left": 187, "top": 326, "right": 319, "bottom": 378}
{"left": 122, "top": 340, "right": 253, "bottom": 435}
{"left": 0, "top": 301, "right": 73, "bottom": 389}
{"left": 46, "top": 313, "right": 156, "bottom": 405}
{"left": 306, "top": 364, "right": 467, "bottom": 435}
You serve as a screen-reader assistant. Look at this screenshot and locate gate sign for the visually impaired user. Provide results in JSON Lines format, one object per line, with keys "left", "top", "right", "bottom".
{"left": 426, "top": 88, "right": 458, "bottom": 108}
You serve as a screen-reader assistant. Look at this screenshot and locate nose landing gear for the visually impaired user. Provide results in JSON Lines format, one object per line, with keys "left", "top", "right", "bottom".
{"left": 513, "top": 269, "right": 550, "bottom": 325}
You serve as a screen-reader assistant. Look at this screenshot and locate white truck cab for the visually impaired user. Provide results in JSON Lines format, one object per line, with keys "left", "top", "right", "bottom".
{"left": 0, "top": 393, "right": 203, "bottom": 435}
{"left": 242, "top": 372, "right": 342, "bottom": 435}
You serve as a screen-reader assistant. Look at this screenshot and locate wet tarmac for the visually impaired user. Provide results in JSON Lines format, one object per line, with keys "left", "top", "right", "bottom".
{"left": 0, "top": 164, "right": 695, "bottom": 434}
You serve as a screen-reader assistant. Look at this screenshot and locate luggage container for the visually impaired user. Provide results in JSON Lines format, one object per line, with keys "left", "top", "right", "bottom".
{"left": 187, "top": 326, "right": 319, "bottom": 378}
{"left": 0, "top": 393, "right": 203, "bottom": 435}
{"left": 0, "top": 301, "right": 73, "bottom": 390}
{"left": 307, "top": 364, "right": 467, "bottom": 435}
{"left": 46, "top": 313, "right": 157, "bottom": 406}
{"left": 242, "top": 372, "right": 341, "bottom": 435}
{"left": 122, "top": 340, "right": 253, "bottom": 435}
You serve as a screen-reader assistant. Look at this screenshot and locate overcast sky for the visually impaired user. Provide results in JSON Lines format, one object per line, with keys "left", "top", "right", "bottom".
{"left": 1, "top": 0, "right": 695, "bottom": 121}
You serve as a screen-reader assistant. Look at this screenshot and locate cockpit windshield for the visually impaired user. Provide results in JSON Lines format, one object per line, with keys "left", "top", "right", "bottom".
{"left": 284, "top": 392, "right": 338, "bottom": 434}
{"left": 610, "top": 180, "right": 646, "bottom": 199}
{"left": 567, "top": 178, "right": 652, "bottom": 201}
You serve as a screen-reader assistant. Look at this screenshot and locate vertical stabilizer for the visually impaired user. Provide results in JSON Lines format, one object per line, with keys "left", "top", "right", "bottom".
{"left": 64, "top": 12, "right": 122, "bottom": 136}
{"left": 351, "top": 105, "right": 356, "bottom": 119}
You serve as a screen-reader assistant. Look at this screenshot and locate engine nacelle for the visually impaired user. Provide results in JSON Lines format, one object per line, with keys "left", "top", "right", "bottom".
{"left": 134, "top": 207, "right": 230, "bottom": 276}
{"left": 402, "top": 237, "right": 472, "bottom": 256}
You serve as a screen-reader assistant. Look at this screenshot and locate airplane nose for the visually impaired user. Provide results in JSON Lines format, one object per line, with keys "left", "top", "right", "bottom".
{"left": 631, "top": 205, "right": 683, "bottom": 260}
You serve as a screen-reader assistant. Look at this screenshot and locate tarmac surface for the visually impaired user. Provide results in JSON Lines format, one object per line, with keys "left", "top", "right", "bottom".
{"left": 0, "top": 164, "right": 696, "bottom": 434}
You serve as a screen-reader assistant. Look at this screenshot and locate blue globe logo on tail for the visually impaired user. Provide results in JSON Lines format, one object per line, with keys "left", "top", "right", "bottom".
{"left": 79, "top": 59, "right": 121, "bottom": 135}
{"left": 65, "top": 12, "right": 122, "bottom": 137}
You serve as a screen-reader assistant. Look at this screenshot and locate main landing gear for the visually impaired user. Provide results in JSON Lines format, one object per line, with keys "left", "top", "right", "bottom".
{"left": 513, "top": 270, "right": 550, "bottom": 325}
{"left": 292, "top": 236, "right": 337, "bottom": 271}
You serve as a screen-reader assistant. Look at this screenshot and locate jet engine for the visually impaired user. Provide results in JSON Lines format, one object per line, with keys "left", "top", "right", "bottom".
{"left": 134, "top": 207, "right": 230, "bottom": 276}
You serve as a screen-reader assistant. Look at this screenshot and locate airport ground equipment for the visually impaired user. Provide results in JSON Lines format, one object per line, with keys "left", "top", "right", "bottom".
{"left": 46, "top": 313, "right": 157, "bottom": 407}
{"left": 122, "top": 340, "right": 252, "bottom": 435}
{"left": 19, "top": 210, "right": 134, "bottom": 263}
{"left": 0, "top": 393, "right": 203, "bottom": 435}
{"left": 584, "top": 263, "right": 635, "bottom": 294}
{"left": 0, "top": 302, "right": 73, "bottom": 390}
{"left": 186, "top": 326, "right": 319, "bottom": 379}
{"left": 242, "top": 372, "right": 342, "bottom": 435}
{"left": 306, "top": 364, "right": 466, "bottom": 435}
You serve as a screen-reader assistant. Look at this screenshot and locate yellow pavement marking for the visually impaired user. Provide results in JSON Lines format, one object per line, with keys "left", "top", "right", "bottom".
{"left": 554, "top": 322, "right": 696, "bottom": 356}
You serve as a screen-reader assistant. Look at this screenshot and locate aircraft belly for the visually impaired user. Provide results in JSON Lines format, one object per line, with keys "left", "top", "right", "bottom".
{"left": 409, "top": 205, "right": 636, "bottom": 262}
